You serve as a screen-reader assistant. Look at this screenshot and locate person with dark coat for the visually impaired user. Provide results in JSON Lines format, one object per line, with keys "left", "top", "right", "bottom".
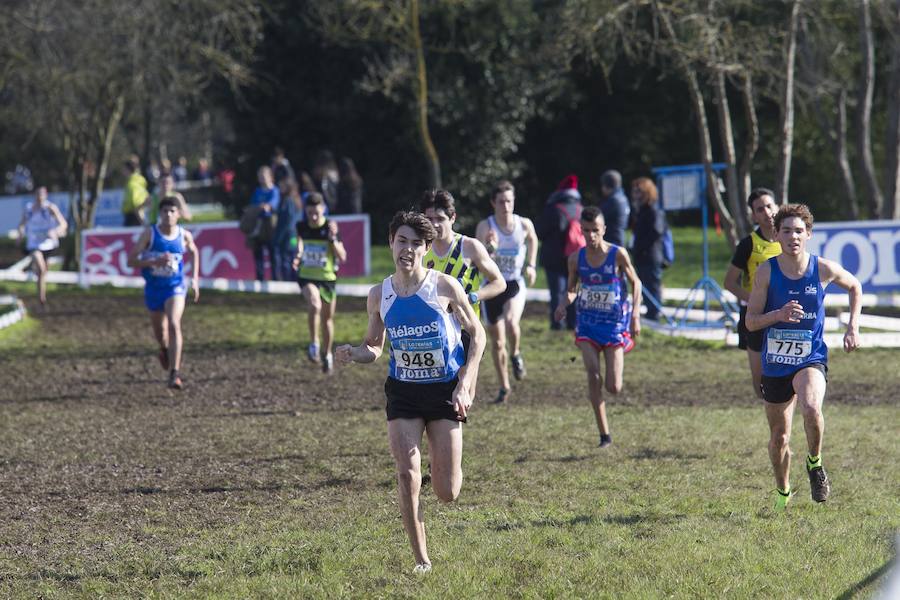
{"left": 537, "top": 174, "right": 583, "bottom": 330}
{"left": 336, "top": 157, "right": 363, "bottom": 214}
{"left": 599, "top": 170, "right": 630, "bottom": 247}
{"left": 630, "top": 177, "right": 667, "bottom": 320}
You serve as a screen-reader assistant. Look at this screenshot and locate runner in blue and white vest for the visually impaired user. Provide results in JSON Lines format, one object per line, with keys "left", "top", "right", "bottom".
{"left": 17, "top": 186, "right": 67, "bottom": 309}
{"left": 746, "top": 203, "right": 861, "bottom": 511}
{"left": 554, "top": 207, "right": 641, "bottom": 449}
{"left": 127, "top": 197, "right": 200, "bottom": 390}
{"left": 335, "top": 211, "right": 485, "bottom": 575}
{"left": 475, "top": 180, "right": 538, "bottom": 404}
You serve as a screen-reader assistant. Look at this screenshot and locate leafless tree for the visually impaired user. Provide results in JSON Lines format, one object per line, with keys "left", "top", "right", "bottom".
{"left": 856, "top": 0, "right": 884, "bottom": 218}
{"left": 774, "top": 0, "right": 801, "bottom": 205}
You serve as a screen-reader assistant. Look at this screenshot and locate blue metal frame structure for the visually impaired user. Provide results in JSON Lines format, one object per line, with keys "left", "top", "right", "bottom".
{"left": 649, "top": 163, "right": 739, "bottom": 329}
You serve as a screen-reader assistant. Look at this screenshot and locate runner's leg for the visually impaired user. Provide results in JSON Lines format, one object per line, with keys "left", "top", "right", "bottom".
{"left": 388, "top": 418, "right": 430, "bottom": 566}
{"left": 602, "top": 344, "right": 624, "bottom": 395}
{"left": 577, "top": 340, "right": 608, "bottom": 436}
{"left": 321, "top": 293, "right": 337, "bottom": 356}
{"left": 425, "top": 418, "right": 463, "bottom": 502}
{"left": 487, "top": 320, "right": 510, "bottom": 392}
{"left": 30, "top": 250, "right": 48, "bottom": 305}
{"left": 164, "top": 294, "right": 186, "bottom": 371}
{"left": 747, "top": 349, "right": 763, "bottom": 399}
{"left": 765, "top": 396, "right": 796, "bottom": 491}
{"left": 150, "top": 310, "right": 168, "bottom": 352}
{"left": 793, "top": 367, "right": 827, "bottom": 458}
{"left": 301, "top": 283, "right": 322, "bottom": 347}
{"left": 505, "top": 285, "right": 527, "bottom": 357}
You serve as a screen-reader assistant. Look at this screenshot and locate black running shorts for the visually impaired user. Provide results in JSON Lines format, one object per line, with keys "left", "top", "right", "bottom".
{"left": 385, "top": 377, "right": 465, "bottom": 423}
{"left": 737, "top": 305, "right": 764, "bottom": 352}
{"left": 760, "top": 363, "right": 828, "bottom": 404}
{"left": 483, "top": 279, "right": 522, "bottom": 325}
{"left": 297, "top": 278, "right": 336, "bottom": 304}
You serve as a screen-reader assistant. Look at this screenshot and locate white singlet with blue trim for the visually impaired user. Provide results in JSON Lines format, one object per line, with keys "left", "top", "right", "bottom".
{"left": 24, "top": 203, "right": 61, "bottom": 252}
{"left": 488, "top": 215, "right": 527, "bottom": 282}
{"left": 380, "top": 270, "right": 464, "bottom": 383}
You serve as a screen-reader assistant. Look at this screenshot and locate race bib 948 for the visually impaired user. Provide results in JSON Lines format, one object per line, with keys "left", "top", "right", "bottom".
{"left": 392, "top": 336, "right": 447, "bottom": 381}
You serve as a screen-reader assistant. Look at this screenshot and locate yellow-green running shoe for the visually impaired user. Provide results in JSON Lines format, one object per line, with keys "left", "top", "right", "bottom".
{"left": 773, "top": 488, "right": 795, "bottom": 512}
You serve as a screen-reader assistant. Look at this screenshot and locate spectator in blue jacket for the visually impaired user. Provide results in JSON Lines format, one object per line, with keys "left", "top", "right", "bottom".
{"left": 599, "top": 170, "right": 630, "bottom": 247}
{"left": 250, "top": 166, "right": 280, "bottom": 281}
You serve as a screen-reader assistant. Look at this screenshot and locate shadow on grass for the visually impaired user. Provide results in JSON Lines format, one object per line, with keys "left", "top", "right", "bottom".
{"left": 630, "top": 447, "right": 707, "bottom": 461}
{"left": 835, "top": 558, "right": 894, "bottom": 600}
{"left": 121, "top": 476, "right": 354, "bottom": 496}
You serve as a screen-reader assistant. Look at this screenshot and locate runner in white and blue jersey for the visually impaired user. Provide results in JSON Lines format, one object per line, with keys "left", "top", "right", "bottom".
{"left": 554, "top": 207, "right": 641, "bottom": 448}
{"left": 17, "top": 186, "right": 67, "bottom": 309}
{"left": 335, "top": 211, "right": 485, "bottom": 575}
{"left": 746, "top": 203, "right": 861, "bottom": 510}
{"left": 127, "top": 197, "right": 200, "bottom": 390}
{"left": 475, "top": 180, "right": 539, "bottom": 404}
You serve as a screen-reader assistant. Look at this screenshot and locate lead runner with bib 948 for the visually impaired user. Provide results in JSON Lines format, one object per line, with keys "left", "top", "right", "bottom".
{"left": 746, "top": 203, "right": 861, "bottom": 511}
{"left": 334, "top": 211, "right": 486, "bottom": 575}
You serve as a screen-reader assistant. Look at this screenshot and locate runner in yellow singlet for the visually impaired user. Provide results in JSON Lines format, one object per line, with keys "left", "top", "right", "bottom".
{"left": 723, "top": 188, "right": 782, "bottom": 398}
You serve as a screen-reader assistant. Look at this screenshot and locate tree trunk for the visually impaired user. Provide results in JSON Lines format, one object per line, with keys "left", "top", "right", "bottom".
{"left": 775, "top": 0, "right": 801, "bottom": 205}
{"left": 410, "top": 0, "right": 441, "bottom": 188}
{"left": 86, "top": 94, "right": 126, "bottom": 229}
{"left": 856, "top": 0, "right": 884, "bottom": 218}
{"left": 738, "top": 71, "right": 759, "bottom": 215}
{"left": 814, "top": 91, "right": 859, "bottom": 220}
{"left": 713, "top": 70, "right": 747, "bottom": 237}
{"left": 655, "top": 4, "right": 738, "bottom": 248}
{"left": 884, "top": 0, "right": 900, "bottom": 219}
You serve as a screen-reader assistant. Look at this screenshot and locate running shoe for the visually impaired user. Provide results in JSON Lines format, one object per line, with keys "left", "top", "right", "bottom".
{"left": 413, "top": 563, "right": 432, "bottom": 575}
{"left": 773, "top": 488, "right": 795, "bottom": 512}
{"left": 807, "top": 466, "right": 831, "bottom": 503}
{"left": 307, "top": 343, "right": 320, "bottom": 363}
{"left": 492, "top": 388, "right": 510, "bottom": 404}
{"left": 511, "top": 354, "right": 527, "bottom": 380}
{"left": 599, "top": 433, "right": 612, "bottom": 448}
{"left": 168, "top": 370, "right": 183, "bottom": 390}
{"left": 322, "top": 353, "right": 334, "bottom": 374}
{"left": 157, "top": 348, "right": 169, "bottom": 371}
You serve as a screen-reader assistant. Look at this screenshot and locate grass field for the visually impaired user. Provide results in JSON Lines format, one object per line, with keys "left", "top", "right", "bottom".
{"left": 1, "top": 283, "right": 897, "bottom": 598}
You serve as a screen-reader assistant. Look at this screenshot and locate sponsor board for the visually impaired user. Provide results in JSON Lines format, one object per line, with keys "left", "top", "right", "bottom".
{"left": 807, "top": 221, "right": 900, "bottom": 294}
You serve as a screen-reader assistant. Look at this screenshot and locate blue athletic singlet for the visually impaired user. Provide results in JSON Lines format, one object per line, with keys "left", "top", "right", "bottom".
{"left": 380, "top": 270, "right": 465, "bottom": 383}
{"left": 761, "top": 255, "right": 827, "bottom": 377}
{"left": 141, "top": 225, "right": 185, "bottom": 288}
{"left": 575, "top": 246, "right": 631, "bottom": 347}
{"left": 24, "top": 203, "right": 61, "bottom": 252}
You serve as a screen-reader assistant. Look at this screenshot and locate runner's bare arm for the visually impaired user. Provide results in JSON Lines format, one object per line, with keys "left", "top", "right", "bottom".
{"left": 617, "top": 247, "right": 642, "bottom": 337}
{"left": 522, "top": 217, "right": 538, "bottom": 286}
{"left": 818, "top": 257, "right": 862, "bottom": 352}
{"left": 723, "top": 264, "right": 750, "bottom": 303}
{"left": 48, "top": 203, "right": 68, "bottom": 238}
{"left": 438, "top": 273, "right": 485, "bottom": 418}
{"left": 335, "top": 284, "right": 386, "bottom": 365}
{"left": 464, "top": 237, "right": 506, "bottom": 301}
{"left": 183, "top": 229, "right": 201, "bottom": 302}
{"left": 474, "top": 219, "right": 493, "bottom": 251}
{"left": 329, "top": 221, "right": 347, "bottom": 263}
{"left": 553, "top": 252, "right": 580, "bottom": 322}
{"left": 745, "top": 261, "right": 802, "bottom": 331}
{"left": 292, "top": 235, "right": 305, "bottom": 270}
{"left": 126, "top": 228, "right": 161, "bottom": 269}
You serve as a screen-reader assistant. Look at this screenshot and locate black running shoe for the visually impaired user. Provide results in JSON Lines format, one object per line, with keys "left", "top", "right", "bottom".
{"left": 492, "top": 388, "right": 510, "bottom": 404}
{"left": 168, "top": 370, "right": 183, "bottom": 390}
{"left": 808, "top": 466, "right": 831, "bottom": 502}
{"left": 511, "top": 354, "right": 526, "bottom": 380}
{"left": 599, "top": 434, "right": 612, "bottom": 448}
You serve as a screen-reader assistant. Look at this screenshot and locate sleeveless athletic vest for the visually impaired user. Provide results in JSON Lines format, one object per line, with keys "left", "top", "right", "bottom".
{"left": 297, "top": 218, "right": 338, "bottom": 282}
{"left": 141, "top": 225, "right": 185, "bottom": 289}
{"left": 575, "top": 246, "right": 630, "bottom": 345}
{"left": 24, "top": 203, "right": 61, "bottom": 252}
{"left": 488, "top": 215, "right": 527, "bottom": 283}
{"left": 424, "top": 233, "right": 482, "bottom": 317}
{"left": 741, "top": 229, "right": 782, "bottom": 293}
{"left": 762, "top": 255, "right": 827, "bottom": 377}
{"left": 380, "top": 270, "right": 464, "bottom": 384}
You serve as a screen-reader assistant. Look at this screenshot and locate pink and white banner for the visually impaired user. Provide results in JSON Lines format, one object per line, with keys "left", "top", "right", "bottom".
{"left": 80, "top": 216, "right": 370, "bottom": 281}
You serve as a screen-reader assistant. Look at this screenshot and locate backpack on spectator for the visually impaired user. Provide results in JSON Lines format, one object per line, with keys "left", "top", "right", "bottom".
{"left": 556, "top": 203, "right": 586, "bottom": 257}
{"left": 661, "top": 216, "right": 675, "bottom": 268}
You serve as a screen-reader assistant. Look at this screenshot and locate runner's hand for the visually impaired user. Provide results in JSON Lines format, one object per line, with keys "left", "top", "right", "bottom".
{"left": 553, "top": 303, "right": 568, "bottom": 323}
{"left": 452, "top": 381, "right": 472, "bottom": 419}
{"left": 191, "top": 278, "right": 200, "bottom": 303}
{"left": 843, "top": 327, "right": 860, "bottom": 353}
{"left": 335, "top": 344, "right": 354, "bottom": 365}
{"left": 292, "top": 255, "right": 301, "bottom": 270}
{"left": 631, "top": 314, "right": 641, "bottom": 338}
{"left": 525, "top": 265, "right": 536, "bottom": 286}
{"left": 778, "top": 300, "right": 804, "bottom": 323}
{"left": 485, "top": 228, "right": 498, "bottom": 253}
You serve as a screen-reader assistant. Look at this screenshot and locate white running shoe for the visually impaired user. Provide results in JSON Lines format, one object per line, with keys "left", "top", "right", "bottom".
{"left": 412, "top": 562, "right": 432, "bottom": 574}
